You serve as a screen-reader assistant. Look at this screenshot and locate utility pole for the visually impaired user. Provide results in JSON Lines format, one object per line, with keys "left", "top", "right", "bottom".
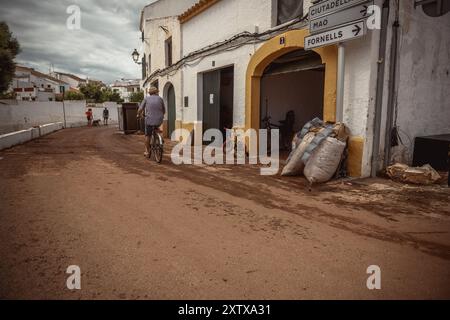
{"left": 62, "top": 86, "right": 67, "bottom": 128}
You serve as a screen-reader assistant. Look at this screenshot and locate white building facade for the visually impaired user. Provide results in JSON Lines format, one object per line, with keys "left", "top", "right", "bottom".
{"left": 139, "top": 0, "right": 450, "bottom": 178}
{"left": 12, "top": 66, "right": 70, "bottom": 102}
{"left": 110, "top": 79, "right": 141, "bottom": 102}
{"left": 139, "top": 0, "right": 198, "bottom": 137}
{"left": 50, "top": 72, "right": 87, "bottom": 90}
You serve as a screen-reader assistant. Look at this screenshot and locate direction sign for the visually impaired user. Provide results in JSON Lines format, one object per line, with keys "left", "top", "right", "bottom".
{"left": 310, "top": 1, "right": 373, "bottom": 34}
{"left": 309, "top": 0, "right": 367, "bottom": 20}
{"left": 304, "top": 20, "right": 366, "bottom": 50}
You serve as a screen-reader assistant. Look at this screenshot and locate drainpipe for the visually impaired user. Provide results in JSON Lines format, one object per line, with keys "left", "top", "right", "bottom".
{"left": 383, "top": 1, "right": 400, "bottom": 169}
{"left": 336, "top": 43, "right": 345, "bottom": 123}
{"left": 371, "top": 0, "right": 390, "bottom": 177}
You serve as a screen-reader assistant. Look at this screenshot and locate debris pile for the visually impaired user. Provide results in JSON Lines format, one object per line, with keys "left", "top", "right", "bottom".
{"left": 386, "top": 163, "right": 441, "bottom": 185}
{"left": 281, "top": 118, "right": 349, "bottom": 184}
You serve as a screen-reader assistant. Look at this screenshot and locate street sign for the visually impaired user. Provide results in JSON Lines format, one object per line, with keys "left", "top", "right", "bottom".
{"left": 309, "top": 0, "right": 368, "bottom": 20}
{"left": 310, "top": 1, "right": 373, "bottom": 34}
{"left": 304, "top": 20, "right": 366, "bottom": 50}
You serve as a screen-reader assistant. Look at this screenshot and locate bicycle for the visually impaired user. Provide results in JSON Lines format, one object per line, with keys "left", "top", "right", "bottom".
{"left": 222, "top": 127, "right": 249, "bottom": 159}
{"left": 137, "top": 113, "right": 164, "bottom": 164}
{"left": 261, "top": 116, "right": 280, "bottom": 153}
{"left": 147, "top": 126, "right": 164, "bottom": 163}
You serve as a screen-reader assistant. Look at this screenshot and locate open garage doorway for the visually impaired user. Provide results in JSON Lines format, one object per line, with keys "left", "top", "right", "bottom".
{"left": 202, "top": 66, "right": 234, "bottom": 136}
{"left": 260, "top": 49, "right": 325, "bottom": 156}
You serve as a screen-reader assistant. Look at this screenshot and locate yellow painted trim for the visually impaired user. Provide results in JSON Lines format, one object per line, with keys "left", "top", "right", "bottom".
{"left": 181, "top": 122, "right": 195, "bottom": 133}
{"left": 161, "top": 120, "right": 169, "bottom": 138}
{"left": 347, "top": 136, "right": 364, "bottom": 177}
{"left": 175, "top": 120, "right": 183, "bottom": 131}
{"left": 245, "top": 28, "right": 338, "bottom": 131}
{"left": 170, "top": 122, "right": 195, "bottom": 142}
{"left": 244, "top": 29, "right": 368, "bottom": 176}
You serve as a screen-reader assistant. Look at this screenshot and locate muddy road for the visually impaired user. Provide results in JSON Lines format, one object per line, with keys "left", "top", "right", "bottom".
{"left": 0, "top": 127, "right": 449, "bottom": 299}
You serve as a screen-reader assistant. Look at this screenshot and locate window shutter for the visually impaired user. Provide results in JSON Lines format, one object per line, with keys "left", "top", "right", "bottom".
{"left": 277, "top": 0, "right": 304, "bottom": 25}
{"left": 141, "top": 55, "right": 146, "bottom": 80}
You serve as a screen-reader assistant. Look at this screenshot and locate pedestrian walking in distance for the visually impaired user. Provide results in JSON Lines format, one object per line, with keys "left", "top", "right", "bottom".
{"left": 85, "top": 108, "right": 93, "bottom": 127}
{"left": 103, "top": 107, "right": 109, "bottom": 126}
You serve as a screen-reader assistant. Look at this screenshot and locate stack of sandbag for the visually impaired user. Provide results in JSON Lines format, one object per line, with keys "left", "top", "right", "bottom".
{"left": 303, "top": 137, "right": 346, "bottom": 184}
{"left": 281, "top": 132, "right": 315, "bottom": 176}
{"left": 281, "top": 119, "right": 348, "bottom": 184}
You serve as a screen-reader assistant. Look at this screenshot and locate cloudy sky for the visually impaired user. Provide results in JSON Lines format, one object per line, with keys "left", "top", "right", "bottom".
{"left": 0, "top": 0, "right": 156, "bottom": 84}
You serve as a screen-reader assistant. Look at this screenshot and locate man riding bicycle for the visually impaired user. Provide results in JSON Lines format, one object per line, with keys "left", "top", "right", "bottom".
{"left": 137, "top": 86, "right": 166, "bottom": 158}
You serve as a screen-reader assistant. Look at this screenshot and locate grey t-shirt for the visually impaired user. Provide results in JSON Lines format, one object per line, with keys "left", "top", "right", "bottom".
{"left": 139, "top": 95, "right": 166, "bottom": 126}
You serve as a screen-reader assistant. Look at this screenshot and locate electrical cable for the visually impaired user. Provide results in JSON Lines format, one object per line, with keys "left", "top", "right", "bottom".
{"left": 142, "top": 14, "right": 309, "bottom": 86}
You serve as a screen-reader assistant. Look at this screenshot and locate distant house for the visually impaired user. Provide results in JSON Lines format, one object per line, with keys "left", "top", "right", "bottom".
{"left": 12, "top": 66, "right": 70, "bottom": 101}
{"left": 50, "top": 71, "right": 87, "bottom": 90}
{"left": 110, "top": 79, "right": 141, "bottom": 102}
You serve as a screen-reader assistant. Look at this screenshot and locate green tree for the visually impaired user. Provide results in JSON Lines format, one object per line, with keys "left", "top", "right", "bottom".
{"left": 0, "top": 22, "right": 20, "bottom": 93}
{"left": 79, "top": 82, "right": 104, "bottom": 103}
{"left": 102, "top": 88, "right": 123, "bottom": 103}
{"left": 64, "top": 91, "right": 85, "bottom": 100}
{"left": 129, "top": 90, "right": 144, "bottom": 103}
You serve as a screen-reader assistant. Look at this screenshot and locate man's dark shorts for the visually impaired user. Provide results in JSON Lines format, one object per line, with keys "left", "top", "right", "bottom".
{"left": 145, "top": 125, "right": 160, "bottom": 137}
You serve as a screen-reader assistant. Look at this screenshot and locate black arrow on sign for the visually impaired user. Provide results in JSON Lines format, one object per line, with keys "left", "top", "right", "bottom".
{"left": 360, "top": 5, "right": 368, "bottom": 17}
{"left": 352, "top": 24, "right": 362, "bottom": 36}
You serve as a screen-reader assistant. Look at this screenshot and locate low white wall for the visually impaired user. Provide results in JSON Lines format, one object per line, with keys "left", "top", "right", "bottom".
{"left": 39, "top": 122, "right": 64, "bottom": 136}
{"left": 0, "top": 122, "right": 63, "bottom": 151}
{"left": 0, "top": 100, "right": 120, "bottom": 134}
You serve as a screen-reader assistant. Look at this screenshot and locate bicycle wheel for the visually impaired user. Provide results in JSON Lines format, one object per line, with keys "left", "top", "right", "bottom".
{"left": 153, "top": 133, "right": 163, "bottom": 164}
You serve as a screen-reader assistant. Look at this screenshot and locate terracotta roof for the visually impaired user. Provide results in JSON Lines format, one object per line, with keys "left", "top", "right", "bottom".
{"left": 55, "top": 72, "right": 86, "bottom": 82}
{"left": 111, "top": 79, "right": 140, "bottom": 88}
{"left": 16, "top": 65, "right": 69, "bottom": 85}
{"left": 179, "top": 0, "right": 220, "bottom": 24}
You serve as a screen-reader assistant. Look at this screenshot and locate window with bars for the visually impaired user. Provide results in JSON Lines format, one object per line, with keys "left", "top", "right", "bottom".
{"left": 148, "top": 54, "right": 152, "bottom": 74}
{"left": 165, "top": 37, "right": 173, "bottom": 67}
{"left": 141, "top": 55, "right": 146, "bottom": 80}
{"left": 276, "top": 0, "right": 304, "bottom": 25}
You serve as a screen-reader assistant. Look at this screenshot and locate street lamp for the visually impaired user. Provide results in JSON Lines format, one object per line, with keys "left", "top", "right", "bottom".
{"left": 131, "top": 49, "right": 141, "bottom": 64}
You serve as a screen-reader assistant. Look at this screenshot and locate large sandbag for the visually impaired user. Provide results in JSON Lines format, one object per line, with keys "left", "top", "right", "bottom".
{"left": 304, "top": 137, "right": 346, "bottom": 184}
{"left": 281, "top": 132, "right": 315, "bottom": 176}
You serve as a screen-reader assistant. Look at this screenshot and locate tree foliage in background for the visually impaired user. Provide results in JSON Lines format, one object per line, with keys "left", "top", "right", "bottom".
{"left": 65, "top": 91, "right": 85, "bottom": 101}
{"left": 0, "top": 22, "right": 20, "bottom": 93}
{"left": 129, "top": 90, "right": 144, "bottom": 103}
{"left": 79, "top": 82, "right": 104, "bottom": 103}
{"left": 79, "top": 82, "right": 123, "bottom": 103}
{"left": 102, "top": 88, "right": 123, "bottom": 103}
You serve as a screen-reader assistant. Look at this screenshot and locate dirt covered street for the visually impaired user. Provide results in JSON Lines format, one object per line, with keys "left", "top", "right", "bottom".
{"left": 0, "top": 126, "right": 449, "bottom": 299}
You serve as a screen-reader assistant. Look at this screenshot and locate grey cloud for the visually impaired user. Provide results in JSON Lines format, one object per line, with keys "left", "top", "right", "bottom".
{"left": 0, "top": 0, "right": 155, "bottom": 83}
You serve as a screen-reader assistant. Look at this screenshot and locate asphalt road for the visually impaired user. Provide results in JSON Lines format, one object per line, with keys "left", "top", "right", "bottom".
{"left": 0, "top": 126, "right": 449, "bottom": 299}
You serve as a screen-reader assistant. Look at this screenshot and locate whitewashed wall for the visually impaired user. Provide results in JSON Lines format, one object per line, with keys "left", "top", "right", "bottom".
{"left": 0, "top": 100, "right": 119, "bottom": 134}
{"left": 180, "top": 0, "right": 450, "bottom": 177}
{"left": 142, "top": 16, "right": 184, "bottom": 122}
{"left": 181, "top": 0, "right": 273, "bottom": 126}
{"left": 182, "top": 0, "right": 272, "bottom": 54}
{"left": 388, "top": 1, "right": 450, "bottom": 164}
{"left": 144, "top": 17, "right": 182, "bottom": 75}
{"left": 141, "top": 0, "right": 198, "bottom": 22}
{"left": 181, "top": 0, "right": 377, "bottom": 142}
